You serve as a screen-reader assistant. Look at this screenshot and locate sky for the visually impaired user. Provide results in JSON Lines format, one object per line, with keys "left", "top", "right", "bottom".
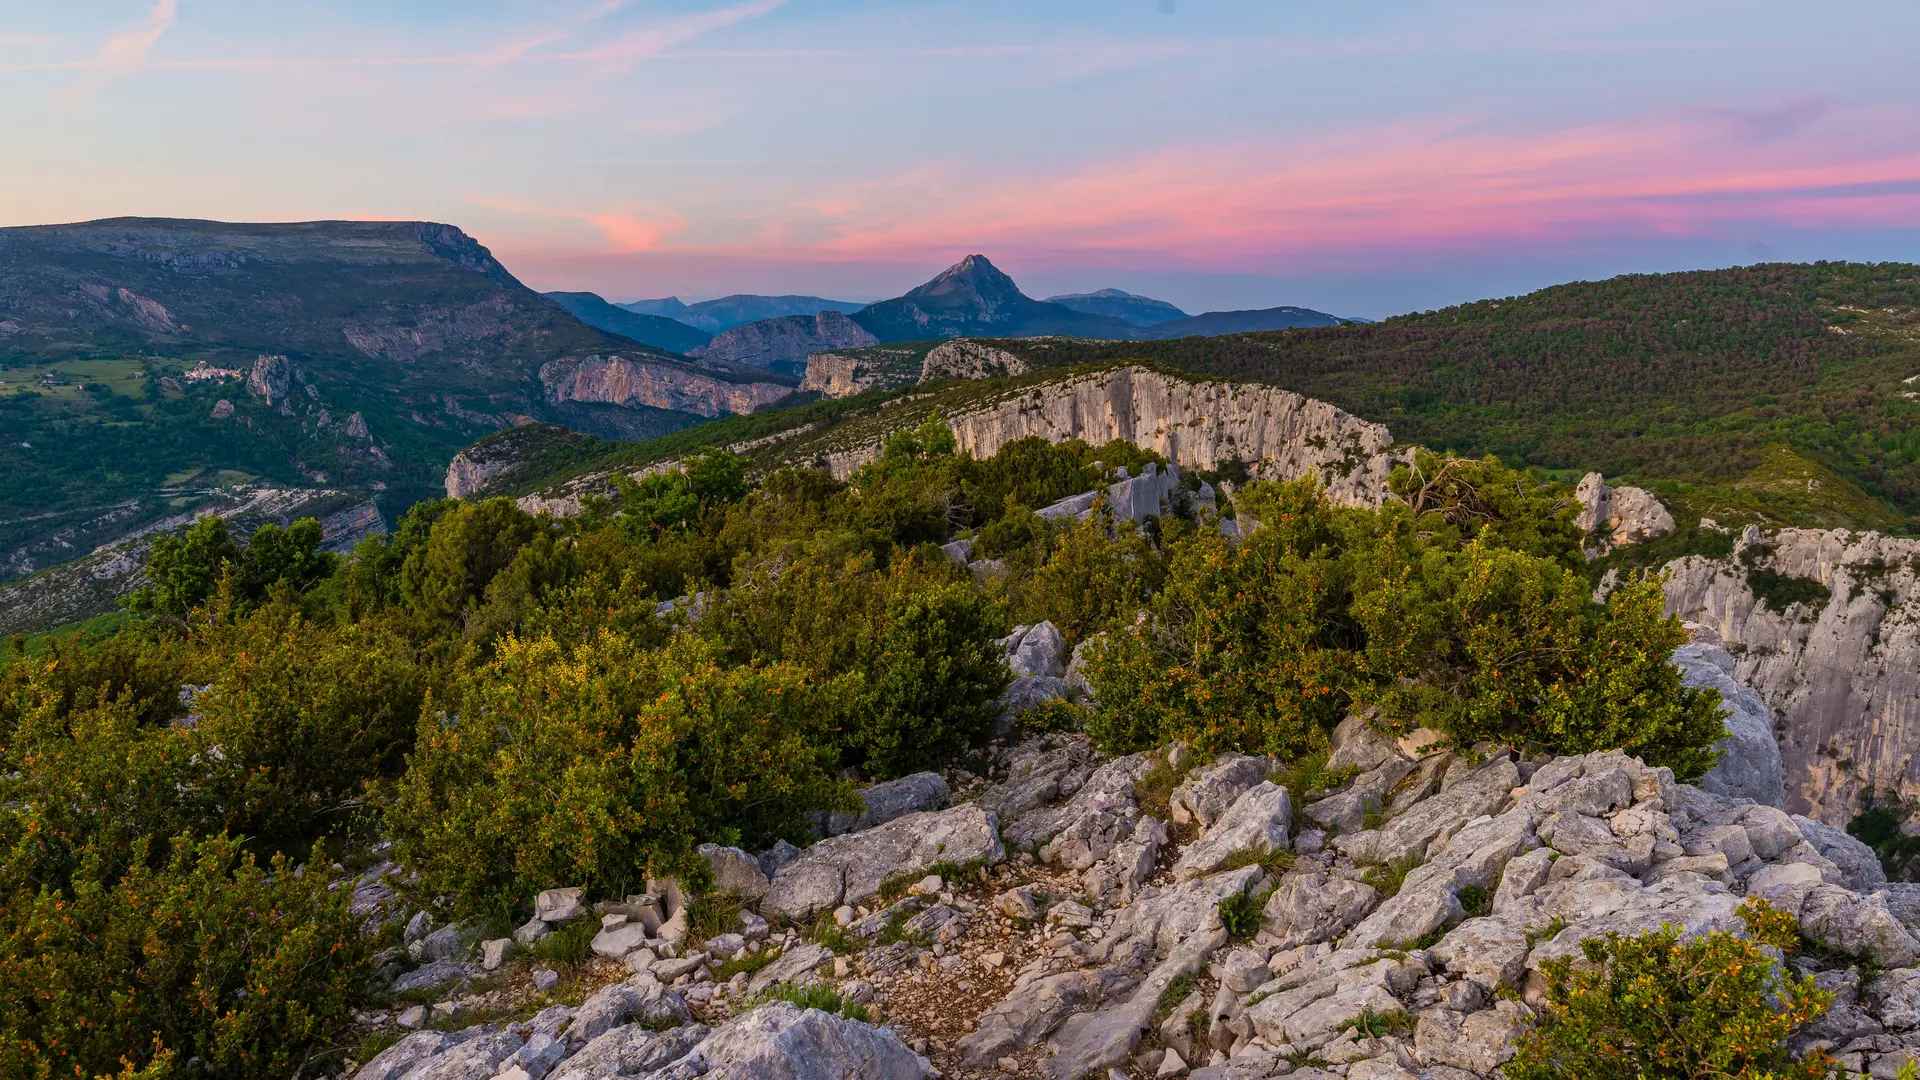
{"left": 3, "top": 2, "right": 1919, "bottom": 319}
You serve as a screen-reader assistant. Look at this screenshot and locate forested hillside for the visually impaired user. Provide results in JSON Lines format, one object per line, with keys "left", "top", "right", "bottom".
{"left": 991, "top": 263, "right": 1920, "bottom": 531}
{"left": 0, "top": 218, "right": 793, "bottom": 584}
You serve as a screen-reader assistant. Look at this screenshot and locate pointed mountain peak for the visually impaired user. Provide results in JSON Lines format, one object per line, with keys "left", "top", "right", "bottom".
{"left": 906, "top": 254, "right": 1026, "bottom": 306}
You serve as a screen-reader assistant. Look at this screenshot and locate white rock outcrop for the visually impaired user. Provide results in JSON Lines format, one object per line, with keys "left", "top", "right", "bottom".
{"left": 1672, "top": 637, "right": 1785, "bottom": 808}
{"left": 1576, "top": 472, "right": 1675, "bottom": 554}
{"left": 1664, "top": 526, "right": 1920, "bottom": 824}
{"left": 920, "top": 340, "right": 1029, "bottom": 382}
{"left": 933, "top": 367, "right": 1402, "bottom": 507}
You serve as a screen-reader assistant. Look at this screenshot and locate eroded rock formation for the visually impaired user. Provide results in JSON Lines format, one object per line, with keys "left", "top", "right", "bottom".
{"left": 539, "top": 355, "right": 794, "bottom": 418}
{"left": 1576, "top": 471, "right": 1675, "bottom": 555}
{"left": 824, "top": 366, "right": 1403, "bottom": 506}
{"left": 1665, "top": 525, "right": 1920, "bottom": 825}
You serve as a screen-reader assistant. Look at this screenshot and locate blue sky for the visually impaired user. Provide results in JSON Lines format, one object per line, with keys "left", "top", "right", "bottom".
{"left": 3, "top": 1, "right": 1918, "bottom": 317}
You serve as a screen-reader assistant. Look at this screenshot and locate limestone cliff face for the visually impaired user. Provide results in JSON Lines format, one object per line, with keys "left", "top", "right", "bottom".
{"left": 539, "top": 355, "right": 792, "bottom": 418}
{"left": 822, "top": 366, "right": 1402, "bottom": 505}
{"left": 1664, "top": 526, "right": 1920, "bottom": 825}
{"left": 919, "top": 340, "right": 1028, "bottom": 382}
{"left": 800, "top": 349, "right": 921, "bottom": 397}
{"left": 689, "top": 311, "right": 877, "bottom": 370}
{"left": 445, "top": 445, "right": 515, "bottom": 499}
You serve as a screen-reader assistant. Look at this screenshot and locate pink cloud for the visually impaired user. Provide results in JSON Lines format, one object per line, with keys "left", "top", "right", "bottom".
{"left": 57, "top": 0, "right": 176, "bottom": 99}
{"left": 466, "top": 194, "right": 685, "bottom": 253}
{"left": 569, "top": 106, "right": 1920, "bottom": 270}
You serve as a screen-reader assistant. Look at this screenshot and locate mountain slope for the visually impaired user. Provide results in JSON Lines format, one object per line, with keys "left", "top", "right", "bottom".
{"left": 622, "top": 294, "right": 866, "bottom": 333}
{"left": 1135, "top": 304, "right": 1346, "bottom": 338}
{"left": 543, "top": 291, "right": 714, "bottom": 353}
{"left": 1045, "top": 288, "right": 1190, "bottom": 326}
{"left": 688, "top": 310, "right": 878, "bottom": 372}
{"left": 0, "top": 217, "right": 792, "bottom": 580}
{"left": 979, "top": 263, "right": 1920, "bottom": 531}
{"left": 850, "top": 255, "right": 1137, "bottom": 343}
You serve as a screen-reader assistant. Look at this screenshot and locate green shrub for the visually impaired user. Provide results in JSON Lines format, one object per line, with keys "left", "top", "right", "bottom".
{"left": 1155, "top": 973, "right": 1196, "bottom": 1021}
{"left": 752, "top": 979, "right": 870, "bottom": 1022}
{"left": 1361, "top": 856, "right": 1420, "bottom": 898}
{"left": 1849, "top": 794, "right": 1920, "bottom": 880}
{"left": 528, "top": 917, "right": 598, "bottom": 968}
{"left": 1508, "top": 898, "right": 1838, "bottom": 1080}
{"left": 386, "top": 631, "right": 859, "bottom": 918}
{"left": 1339, "top": 1008, "right": 1417, "bottom": 1038}
{"left": 1270, "top": 752, "right": 1357, "bottom": 800}
{"left": 1749, "top": 568, "right": 1831, "bottom": 615}
{"left": 0, "top": 833, "right": 371, "bottom": 1080}
{"left": 1219, "top": 889, "right": 1265, "bottom": 939}
{"left": 186, "top": 602, "right": 428, "bottom": 853}
{"left": 700, "top": 552, "right": 1009, "bottom": 779}
{"left": 1085, "top": 473, "right": 1726, "bottom": 778}
{"left": 128, "top": 516, "right": 339, "bottom": 619}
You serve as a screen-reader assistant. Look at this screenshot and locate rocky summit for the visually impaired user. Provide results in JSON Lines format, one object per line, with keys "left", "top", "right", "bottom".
{"left": 351, "top": 625, "right": 1920, "bottom": 1080}
{"left": 847, "top": 255, "right": 1139, "bottom": 343}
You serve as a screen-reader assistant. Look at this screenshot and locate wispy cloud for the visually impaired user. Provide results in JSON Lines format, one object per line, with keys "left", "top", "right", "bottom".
{"left": 58, "top": 0, "right": 177, "bottom": 99}
{"left": 466, "top": 193, "right": 686, "bottom": 253}
{"left": 558, "top": 0, "right": 786, "bottom": 68}
{"left": 527, "top": 104, "right": 1920, "bottom": 269}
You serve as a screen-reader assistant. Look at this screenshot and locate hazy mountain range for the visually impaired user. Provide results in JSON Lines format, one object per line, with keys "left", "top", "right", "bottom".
{"left": 548, "top": 257, "right": 1354, "bottom": 367}
{"left": 620, "top": 294, "right": 867, "bottom": 334}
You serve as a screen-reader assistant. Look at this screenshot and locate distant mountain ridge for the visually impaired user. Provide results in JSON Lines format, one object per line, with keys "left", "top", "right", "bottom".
{"left": 621, "top": 294, "right": 866, "bottom": 334}
{"left": 1046, "top": 288, "right": 1190, "bottom": 326}
{"left": 543, "top": 291, "right": 714, "bottom": 354}
{"left": 1136, "top": 305, "right": 1348, "bottom": 338}
{"left": 849, "top": 255, "right": 1137, "bottom": 343}
{"left": 0, "top": 216, "right": 795, "bottom": 585}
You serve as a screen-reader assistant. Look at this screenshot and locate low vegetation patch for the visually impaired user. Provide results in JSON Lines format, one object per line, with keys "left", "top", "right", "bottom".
{"left": 1509, "top": 898, "right": 1837, "bottom": 1080}
{"left": 1270, "top": 751, "right": 1358, "bottom": 800}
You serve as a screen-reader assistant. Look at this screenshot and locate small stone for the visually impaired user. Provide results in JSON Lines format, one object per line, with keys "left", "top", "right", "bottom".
{"left": 623, "top": 948, "right": 658, "bottom": 974}
{"left": 1046, "top": 900, "right": 1094, "bottom": 929}
{"left": 834, "top": 905, "right": 856, "bottom": 926}
{"left": 1158, "top": 1047, "right": 1188, "bottom": 1077}
{"left": 602, "top": 912, "right": 629, "bottom": 930}
{"left": 982, "top": 951, "right": 1006, "bottom": 968}
{"left": 535, "top": 887, "right": 585, "bottom": 923}
{"left": 480, "top": 938, "right": 514, "bottom": 971}
{"left": 404, "top": 911, "right": 433, "bottom": 942}
{"left": 999, "top": 1057, "right": 1021, "bottom": 1072}
{"left": 430, "top": 1000, "right": 458, "bottom": 1022}
{"left": 1168, "top": 743, "right": 1192, "bottom": 770}
{"left": 513, "top": 916, "right": 551, "bottom": 947}
{"left": 738, "top": 910, "right": 771, "bottom": 940}
{"left": 910, "top": 875, "right": 944, "bottom": 896}
{"left": 396, "top": 1005, "right": 425, "bottom": 1029}
{"left": 531, "top": 968, "right": 559, "bottom": 991}
{"left": 495, "top": 1067, "right": 533, "bottom": 1080}
{"left": 995, "top": 886, "right": 1041, "bottom": 921}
